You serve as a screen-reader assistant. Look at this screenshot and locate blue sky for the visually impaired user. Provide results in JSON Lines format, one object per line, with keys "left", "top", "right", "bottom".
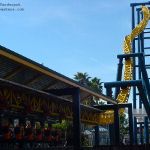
{"left": 0, "top": 0, "right": 146, "bottom": 83}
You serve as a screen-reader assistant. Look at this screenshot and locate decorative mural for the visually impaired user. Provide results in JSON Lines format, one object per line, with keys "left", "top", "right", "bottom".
{"left": 0, "top": 87, "right": 100, "bottom": 124}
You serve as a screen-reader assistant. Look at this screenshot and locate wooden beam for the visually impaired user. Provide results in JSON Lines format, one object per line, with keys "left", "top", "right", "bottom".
{"left": 0, "top": 59, "right": 5, "bottom": 66}
{"left": 25, "top": 74, "right": 42, "bottom": 85}
{"left": 42, "top": 80, "right": 58, "bottom": 90}
{"left": 4, "top": 67, "right": 24, "bottom": 80}
{"left": 80, "top": 94, "right": 92, "bottom": 101}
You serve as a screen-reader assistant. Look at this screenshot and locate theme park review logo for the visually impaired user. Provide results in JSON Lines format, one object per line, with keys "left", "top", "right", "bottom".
{"left": 0, "top": 3, "right": 24, "bottom": 11}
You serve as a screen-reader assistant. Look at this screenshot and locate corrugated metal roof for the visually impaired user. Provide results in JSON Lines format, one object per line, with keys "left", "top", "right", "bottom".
{"left": 0, "top": 45, "right": 116, "bottom": 104}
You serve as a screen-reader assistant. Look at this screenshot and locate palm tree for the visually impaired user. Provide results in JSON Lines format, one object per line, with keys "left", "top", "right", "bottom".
{"left": 89, "top": 77, "right": 103, "bottom": 93}
{"left": 74, "top": 72, "right": 91, "bottom": 86}
{"left": 74, "top": 72, "right": 104, "bottom": 106}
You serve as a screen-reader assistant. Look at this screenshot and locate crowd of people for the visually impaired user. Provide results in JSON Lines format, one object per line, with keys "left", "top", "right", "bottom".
{"left": 0, "top": 119, "right": 62, "bottom": 148}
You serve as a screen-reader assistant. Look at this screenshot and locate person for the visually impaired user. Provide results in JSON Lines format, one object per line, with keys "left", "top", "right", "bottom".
{"left": 43, "top": 123, "right": 52, "bottom": 142}
{"left": 43, "top": 123, "right": 52, "bottom": 148}
{"left": 34, "top": 122, "right": 42, "bottom": 142}
{"left": 14, "top": 123, "right": 23, "bottom": 141}
{"left": 51, "top": 128, "right": 57, "bottom": 146}
{"left": 1, "top": 119, "right": 13, "bottom": 149}
{"left": 25, "top": 121, "right": 33, "bottom": 141}
{"left": 55, "top": 129, "right": 62, "bottom": 146}
{"left": 24, "top": 120, "right": 33, "bottom": 149}
{"left": 2, "top": 120, "right": 12, "bottom": 141}
{"left": 14, "top": 121, "right": 24, "bottom": 149}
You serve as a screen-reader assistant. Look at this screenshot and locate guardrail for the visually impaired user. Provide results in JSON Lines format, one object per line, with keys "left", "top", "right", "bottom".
{"left": 0, "top": 142, "right": 150, "bottom": 150}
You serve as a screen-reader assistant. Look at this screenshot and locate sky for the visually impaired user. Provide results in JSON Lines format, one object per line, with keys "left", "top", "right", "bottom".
{"left": 0, "top": 0, "right": 147, "bottom": 85}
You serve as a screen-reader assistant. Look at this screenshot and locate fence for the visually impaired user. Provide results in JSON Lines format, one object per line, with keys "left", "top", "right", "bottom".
{"left": 0, "top": 141, "right": 150, "bottom": 150}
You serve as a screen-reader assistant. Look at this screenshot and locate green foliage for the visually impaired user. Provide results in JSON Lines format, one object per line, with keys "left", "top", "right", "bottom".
{"left": 81, "top": 134, "right": 89, "bottom": 146}
{"left": 119, "top": 113, "right": 129, "bottom": 141}
{"left": 52, "top": 120, "right": 69, "bottom": 131}
{"left": 74, "top": 72, "right": 91, "bottom": 86}
{"left": 74, "top": 72, "right": 103, "bottom": 93}
{"left": 89, "top": 77, "right": 103, "bottom": 93}
{"left": 74, "top": 72, "right": 103, "bottom": 106}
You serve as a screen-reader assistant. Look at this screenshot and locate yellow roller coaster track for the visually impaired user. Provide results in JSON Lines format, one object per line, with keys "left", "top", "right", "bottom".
{"left": 99, "top": 6, "right": 150, "bottom": 125}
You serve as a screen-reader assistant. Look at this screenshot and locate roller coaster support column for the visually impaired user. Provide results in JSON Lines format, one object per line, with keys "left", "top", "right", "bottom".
{"left": 106, "top": 87, "right": 114, "bottom": 145}
{"left": 137, "top": 85, "right": 150, "bottom": 120}
{"left": 72, "top": 88, "right": 81, "bottom": 150}
{"left": 139, "top": 122, "right": 144, "bottom": 144}
{"left": 133, "top": 117, "right": 137, "bottom": 144}
{"left": 139, "top": 54, "right": 150, "bottom": 101}
{"left": 131, "top": 3, "right": 136, "bottom": 110}
{"left": 94, "top": 126, "right": 99, "bottom": 147}
{"left": 128, "top": 103, "right": 134, "bottom": 145}
{"left": 114, "top": 105, "right": 120, "bottom": 145}
{"left": 45, "top": 88, "right": 81, "bottom": 150}
{"left": 144, "top": 117, "right": 149, "bottom": 144}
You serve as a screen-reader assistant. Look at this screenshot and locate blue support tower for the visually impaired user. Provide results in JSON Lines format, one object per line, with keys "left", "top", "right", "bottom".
{"left": 103, "top": 2, "right": 150, "bottom": 146}
{"left": 144, "top": 117, "right": 149, "bottom": 144}
{"left": 131, "top": 2, "right": 150, "bottom": 144}
{"left": 94, "top": 126, "right": 99, "bottom": 147}
{"left": 139, "top": 123, "right": 144, "bottom": 144}
{"left": 134, "top": 117, "right": 137, "bottom": 144}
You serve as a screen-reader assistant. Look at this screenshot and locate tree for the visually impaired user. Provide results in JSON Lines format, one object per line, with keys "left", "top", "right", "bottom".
{"left": 74, "top": 72, "right": 91, "bottom": 86}
{"left": 119, "top": 113, "right": 129, "bottom": 143}
{"left": 74, "top": 72, "right": 103, "bottom": 106}
{"left": 74, "top": 72, "right": 102, "bottom": 93}
{"left": 89, "top": 77, "right": 103, "bottom": 93}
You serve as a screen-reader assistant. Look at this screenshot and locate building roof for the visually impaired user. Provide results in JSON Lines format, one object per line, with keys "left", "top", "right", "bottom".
{"left": 0, "top": 45, "right": 116, "bottom": 104}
